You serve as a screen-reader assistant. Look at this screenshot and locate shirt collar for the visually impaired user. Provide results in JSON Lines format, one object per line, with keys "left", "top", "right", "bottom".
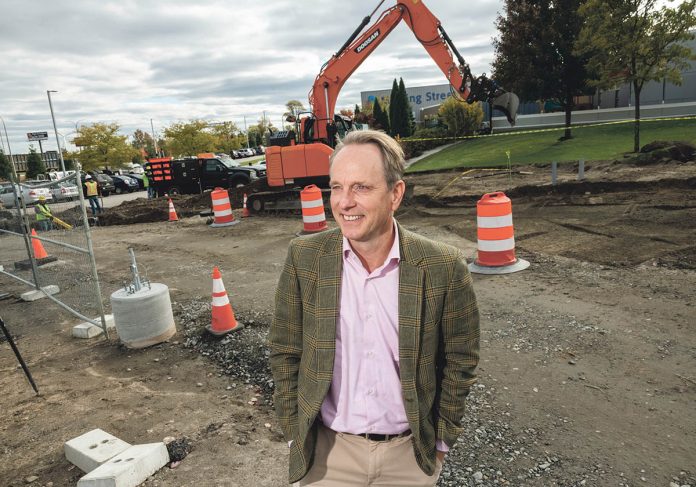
{"left": 342, "top": 218, "right": 401, "bottom": 265}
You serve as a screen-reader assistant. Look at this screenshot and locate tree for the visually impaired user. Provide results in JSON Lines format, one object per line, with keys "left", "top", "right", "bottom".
{"left": 493, "top": 0, "right": 592, "bottom": 140}
{"left": 388, "top": 79, "right": 400, "bottom": 136}
{"left": 438, "top": 98, "right": 484, "bottom": 137}
{"left": 284, "top": 100, "right": 306, "bottom": 119}
{"left": 209, "top": 121, "right": 244, "bottom": 154}
{"left": 576, "top": 0, "right": 696, "bottom": 151}
{"left": 0, "top": 150, "right": 12, "bottom": 180}
{"left": 252, "top": 117, "right": 275, "bottom": 146}
{"left": 372, "top": 98, "right": 390, "bottom": 132}
{"left": 355, "top": 104, "right": 361, "bottom": 116}
{"left": 25, "top": 147, "right": 46, "bottom": 179}
{"left": 355, "top": 102, "right": 372, "bottom": 125}
{"left": 163, "top": 120, "right": 217, "bottom": 157}
{"left": 72, "top": 123, "right": 139, "bottom": 171}
{"left": 392, "top": 78, "right": 414, "bottom": 137}
{"left": 131, "top": 129, "right": 156, "bottom": 158}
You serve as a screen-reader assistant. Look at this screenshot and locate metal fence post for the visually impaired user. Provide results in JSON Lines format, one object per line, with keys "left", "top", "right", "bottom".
{"left": 578, "top": 159, "right": 585, "bottom": 181}
{"left": 551, "top": 161, "right": 558, "bottom": 186}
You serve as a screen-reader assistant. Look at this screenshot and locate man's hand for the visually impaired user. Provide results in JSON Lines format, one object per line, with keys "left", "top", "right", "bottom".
{"left": 436, "top": 450, "right": 446, "bottom": 464}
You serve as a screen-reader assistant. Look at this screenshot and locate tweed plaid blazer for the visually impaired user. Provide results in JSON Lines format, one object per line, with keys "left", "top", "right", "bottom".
{"left": 270, "top": 222, "right": 480, "bottom": 483}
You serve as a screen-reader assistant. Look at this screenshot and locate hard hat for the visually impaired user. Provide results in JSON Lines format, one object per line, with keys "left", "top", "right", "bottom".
{"left": 85, "top": 175, "right": 92, "bottom": 180}
{"left": 38, "top": 195, "right": 46, "bottom": 201}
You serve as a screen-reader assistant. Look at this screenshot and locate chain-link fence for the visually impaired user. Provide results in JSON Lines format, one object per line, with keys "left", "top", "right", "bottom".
{"left": 0, "top": 171, "right": 108, "bottom": 334}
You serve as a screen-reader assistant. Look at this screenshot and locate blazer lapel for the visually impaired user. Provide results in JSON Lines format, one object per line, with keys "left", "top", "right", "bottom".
{"left": 315, "top": 232, "right": 342, "bottom": 384}
{"left": 398, "top": 226, "right": 424, "bottom": 410}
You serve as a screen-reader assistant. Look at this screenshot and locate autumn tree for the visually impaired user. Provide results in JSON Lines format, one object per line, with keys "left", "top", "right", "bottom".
{"left": 131, "top": 129, "right": 156, "bottom": 158}
{"left": 493, "top": 0, "right": 592, "bottom": 139}
{"left": 438, "top": 98, "right": 484, "bottom": 137}
{"left": 576, "top": 0, "right": 696, "bottom": 151}
{"left": 72, "top": 123, "right": 138, "bottom": 171}
{"left": 163, "top": 120, "right": 217, "bottom": 157}
{"left": 25, "top": 147, "right": 46, "bottom": 179}
{"left": 0, "top": 150, "right": 12, "bottom": 180}
{"left": 354, "top": 102, "right": 372, "bottom": 125}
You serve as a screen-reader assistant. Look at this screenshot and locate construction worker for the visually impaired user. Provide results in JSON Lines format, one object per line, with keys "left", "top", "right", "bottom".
{"left": 143, "top": 171, "right": 154, "bottom": 199}
{"left": 84, "top": 175, "right": 102, "bottom": 216}
{"left": 35, "top": 195, "right": 52, "bottom": 232}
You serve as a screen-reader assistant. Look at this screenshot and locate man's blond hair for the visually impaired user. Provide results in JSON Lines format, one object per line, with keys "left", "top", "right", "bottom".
{"left": 329, "top": 130, "right": 405, "bottom": 189}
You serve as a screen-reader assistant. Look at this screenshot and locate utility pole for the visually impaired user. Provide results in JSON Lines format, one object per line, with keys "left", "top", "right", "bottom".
{"left": 0, "top": 115, "right": 17, "bottom": 178}
{"left": 47, "top": 90, "right": 66, "bottom": 173}
{"left": 243, "top": 115, "right": 249, "bottom": 148}
{"left": 150, "top": 119, "right": 159, "bottom": 156}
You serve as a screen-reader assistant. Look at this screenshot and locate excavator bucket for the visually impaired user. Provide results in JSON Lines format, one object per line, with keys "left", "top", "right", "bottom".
{"left": 491, "top": 92, "right": 519, "bottom": 126}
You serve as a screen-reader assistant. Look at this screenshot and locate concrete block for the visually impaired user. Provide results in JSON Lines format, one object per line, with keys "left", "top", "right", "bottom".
{"left": 77, "top": 443, "right": 170, "bottom": 487}
{"left": 21, "top": 285, "right": 59, "bottom": 302}
{"left": 65, "top": 428, "right": 132, "bottom": 473}
{"left": 72, "top": 315, "right": 115, "bottom": 339}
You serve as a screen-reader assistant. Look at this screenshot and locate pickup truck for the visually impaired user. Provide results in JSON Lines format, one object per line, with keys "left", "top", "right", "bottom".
{"left": 146, "top": 153, "right": 265, "bottom": 196}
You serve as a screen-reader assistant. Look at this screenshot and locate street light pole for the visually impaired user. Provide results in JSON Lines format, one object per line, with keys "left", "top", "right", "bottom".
{"left": 47, "top": 90, "right": 66, "bottom": 173}
{"left": 150, "top": 119, "right": 159, "bottom": 156}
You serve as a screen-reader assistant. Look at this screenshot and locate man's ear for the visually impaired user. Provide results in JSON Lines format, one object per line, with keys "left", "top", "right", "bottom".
{"left": 391, "top": 180, "right": 406, "bottom": 211}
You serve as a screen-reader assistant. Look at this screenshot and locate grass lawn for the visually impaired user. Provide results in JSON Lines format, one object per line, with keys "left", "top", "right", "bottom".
{"left": 406, "top": 117, "right": 696, "bottom": 172}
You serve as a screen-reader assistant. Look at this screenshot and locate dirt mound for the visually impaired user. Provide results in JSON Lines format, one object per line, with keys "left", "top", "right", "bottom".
{"left": 627, "top": 140, "right": 696, "bottom": 165}
{"left": 652, "top": 245, "right": 696, "bottom": 270}
{"left": 98, "top": 194, "right": 213, "bottom": 226}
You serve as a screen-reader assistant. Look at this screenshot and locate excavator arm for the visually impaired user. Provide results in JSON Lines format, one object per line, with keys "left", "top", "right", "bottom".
{"left": 305, "top": 0, "right": 519, "bottom": 145}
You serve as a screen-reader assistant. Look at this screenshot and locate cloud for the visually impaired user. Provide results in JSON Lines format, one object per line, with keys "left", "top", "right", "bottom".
{"left": 0, "top": 0, "right": 505, "bottom": 153}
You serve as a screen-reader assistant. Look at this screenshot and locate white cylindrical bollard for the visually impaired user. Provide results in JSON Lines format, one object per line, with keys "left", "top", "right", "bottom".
{"left": 110, "top": 283, "right": 176, "bottom": 349}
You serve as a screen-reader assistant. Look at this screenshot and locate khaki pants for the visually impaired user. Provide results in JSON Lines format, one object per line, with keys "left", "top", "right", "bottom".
{"left": 298, "top": 425, "right": 443, "bottom": 486}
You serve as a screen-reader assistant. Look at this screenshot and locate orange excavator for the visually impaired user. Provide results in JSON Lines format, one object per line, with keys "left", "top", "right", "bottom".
{"left": 247, "top": 0, "right": 519, "bottom": 212}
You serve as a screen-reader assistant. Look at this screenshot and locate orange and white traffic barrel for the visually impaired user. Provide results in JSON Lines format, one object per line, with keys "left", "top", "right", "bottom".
{"left": 468, "top": 191, "right": 529, "bottom": 274}
{"left": 210, "top": 188, "right": 239, "bottom": 228}
{"left": 299, "top": 185, "right": 327, "bottom": 234}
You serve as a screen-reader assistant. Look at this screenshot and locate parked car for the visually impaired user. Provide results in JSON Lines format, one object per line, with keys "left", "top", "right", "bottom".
{"left": 51, "top": 181, "right": 80, "bottom": 202}
{"left": 126, "top": 173, "right": 146, "bottom": 190}
{"left": 111, "top": 175, "right": 139, "bottom": 194}
{"left": 238, "top": 148, "right": 256, "bottom": 157}
{"left": 0, "top": 182, "right": 53, "bottom": 208}
{"left": 254, "top": 146, "right": 265, "bottom": 155}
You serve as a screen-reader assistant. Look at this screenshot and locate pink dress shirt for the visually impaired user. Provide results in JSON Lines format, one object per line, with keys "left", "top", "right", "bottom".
{"left": 320, "top": 223, "right": 407, "bottom": 435}
{"left": 319, "top": 222, "right": 448, "bottom": 451}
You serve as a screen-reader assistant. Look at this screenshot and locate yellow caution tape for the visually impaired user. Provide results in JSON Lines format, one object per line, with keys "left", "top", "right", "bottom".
{"left": 404, "top": 114, "right": 696, "bottom": 142}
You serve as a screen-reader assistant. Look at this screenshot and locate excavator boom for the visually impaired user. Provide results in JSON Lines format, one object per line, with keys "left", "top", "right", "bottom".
{"left": 306, "top": 0, "right": 519, "bottom": 145}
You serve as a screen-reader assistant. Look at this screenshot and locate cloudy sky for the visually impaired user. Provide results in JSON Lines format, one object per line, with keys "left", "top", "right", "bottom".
{"left": 0, "top": 0, "right": 505, "bottom": 154}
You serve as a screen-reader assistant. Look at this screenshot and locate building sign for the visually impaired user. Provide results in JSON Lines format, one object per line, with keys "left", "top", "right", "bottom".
{"left": 362, "top": 83, "right": 453, "bottom": 122}
{"left": 27, "top": 131, "right": 49, "bottom": 141}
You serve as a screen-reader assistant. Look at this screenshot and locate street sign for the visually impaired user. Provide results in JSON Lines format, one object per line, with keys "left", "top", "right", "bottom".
{"left": 27, "top": 131, "right": 49, "bottom": 141}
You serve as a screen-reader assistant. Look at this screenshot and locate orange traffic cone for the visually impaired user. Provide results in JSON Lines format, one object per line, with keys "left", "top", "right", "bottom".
{"left": 168, "top": 198, "right": 179, "bottom": 222}
{"left": 30, "top": 229, "right": 49, "bottom": 259}
{"left": 206, "top": 267, "right": 244, "bottom": 336}
{"left": 242, "top": 193, "right": 251, "bottom": 218}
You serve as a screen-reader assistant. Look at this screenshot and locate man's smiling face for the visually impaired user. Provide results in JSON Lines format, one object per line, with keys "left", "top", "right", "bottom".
{"left": 329, "top": 143, "right": 404, "bottom": 245}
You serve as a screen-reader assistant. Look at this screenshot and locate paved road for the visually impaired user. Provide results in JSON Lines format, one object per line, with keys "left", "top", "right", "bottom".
{"left": 49, "top": 189, "right": 146, "bottom": 214}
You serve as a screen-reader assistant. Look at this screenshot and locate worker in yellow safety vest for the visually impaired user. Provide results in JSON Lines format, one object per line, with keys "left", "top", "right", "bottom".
{"left": 84, "top": 175, "right": 102, "bottom": 216}
{"left": 35, "top": 195, "right": 53, "bottom": 231}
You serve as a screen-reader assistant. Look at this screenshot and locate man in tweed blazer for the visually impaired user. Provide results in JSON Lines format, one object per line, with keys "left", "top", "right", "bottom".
{"left": 270, "top": 130, "right": 480, "bottom": 485}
